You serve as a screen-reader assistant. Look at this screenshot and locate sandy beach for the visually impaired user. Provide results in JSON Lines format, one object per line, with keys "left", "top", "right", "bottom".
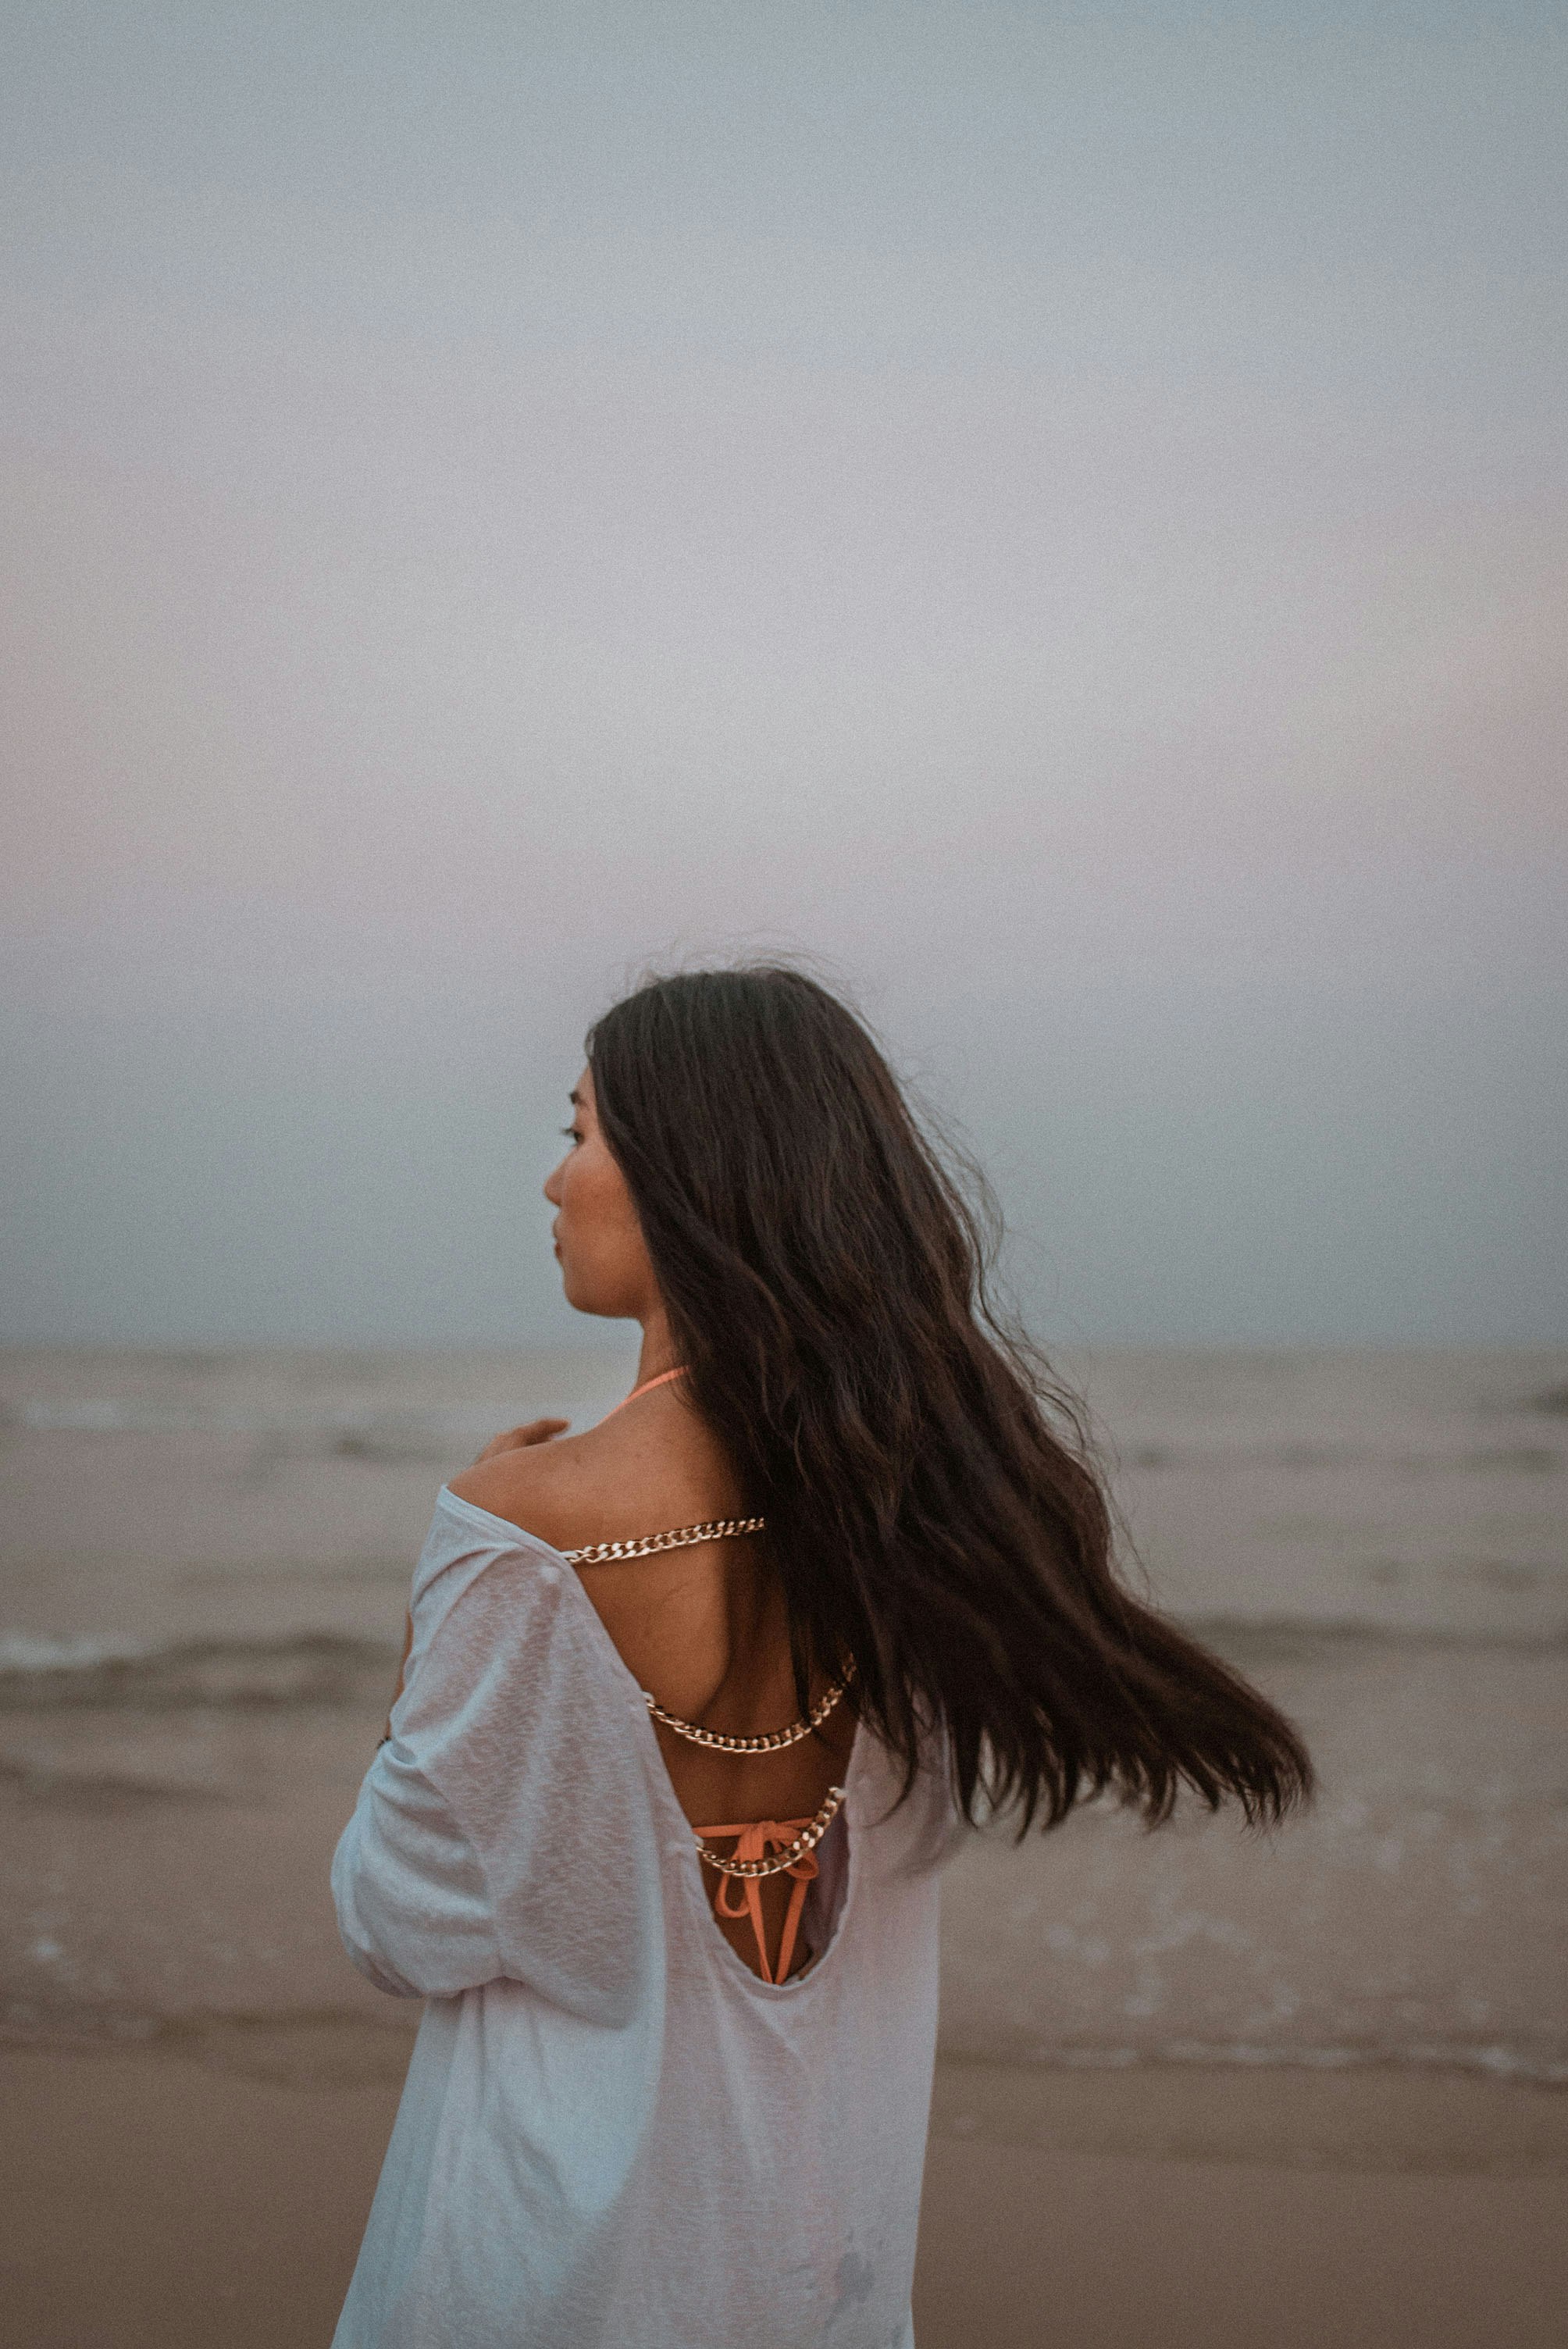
{"left": 3, "top": 2038, "right": 1563, "bottom": 2349}
{"left": 3, "top": 1343, "right": 1566, "bottom": 2344}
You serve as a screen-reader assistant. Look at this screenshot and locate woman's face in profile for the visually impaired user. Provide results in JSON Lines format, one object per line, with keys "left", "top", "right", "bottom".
{"left": 543, "top": 1067, "right": 658, "bottom": 1321}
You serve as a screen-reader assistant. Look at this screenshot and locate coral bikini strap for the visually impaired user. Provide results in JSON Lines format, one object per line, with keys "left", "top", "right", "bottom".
{"left": 696, "top": 1819, "right": 819, "bottom": 1984}
{"left": 600, "top": 1366, "right": 689, "bottom": 1423}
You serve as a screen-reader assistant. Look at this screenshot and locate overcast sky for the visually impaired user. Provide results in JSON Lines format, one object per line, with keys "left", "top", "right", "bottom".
{"left": 2, "top": 1, "right": 1564, "bottom": 1349}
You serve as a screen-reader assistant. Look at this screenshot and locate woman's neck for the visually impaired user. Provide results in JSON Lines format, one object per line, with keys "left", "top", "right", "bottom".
{"left": 634, "top": 1309, "right": 681, "bottom": 1388}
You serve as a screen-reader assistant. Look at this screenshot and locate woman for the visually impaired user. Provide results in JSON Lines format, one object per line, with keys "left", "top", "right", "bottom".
{"left": 330, "top": 965, "right": 1311, "bottom": 2349}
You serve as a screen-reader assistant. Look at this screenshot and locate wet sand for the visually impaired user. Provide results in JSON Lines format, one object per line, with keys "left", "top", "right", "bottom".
{"left": 2, "top": 2038, "right": 1563, "bottom": 2349}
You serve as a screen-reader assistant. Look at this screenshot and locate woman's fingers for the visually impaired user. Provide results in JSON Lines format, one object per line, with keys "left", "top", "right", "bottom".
{"left": 383, "top": 1607, "right": 415, "bottom": 1742}
{"left": 470, "top": 1417, "right": 570, "bottom": 1464}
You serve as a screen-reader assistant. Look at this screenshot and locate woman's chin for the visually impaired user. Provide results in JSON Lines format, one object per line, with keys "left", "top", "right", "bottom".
{"left": 558, "top": 1274, "right": 615, "bottom": 1319}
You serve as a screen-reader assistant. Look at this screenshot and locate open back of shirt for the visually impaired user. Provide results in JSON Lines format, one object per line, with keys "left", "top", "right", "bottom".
{"left": 330, "top": 1487, "right": 961, "bottom": 2349}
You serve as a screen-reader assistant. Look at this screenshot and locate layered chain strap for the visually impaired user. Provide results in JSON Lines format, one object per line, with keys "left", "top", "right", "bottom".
{"left": 694, "top": 1786, "right": 848, "bottom": 1880}
{"left": 556, "top": 1509, "right": 851, "bottom": 1884}
{"left": 560, "top": 1516, "right": 765, "bottom": 1567}
{"left": 646, "top": 1665, "right": 855, "bottom": 1753}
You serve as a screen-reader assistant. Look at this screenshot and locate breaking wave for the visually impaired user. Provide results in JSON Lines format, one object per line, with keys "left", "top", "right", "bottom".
{"left": 0, "top": 1630, "right": 397, "bottom": 1711}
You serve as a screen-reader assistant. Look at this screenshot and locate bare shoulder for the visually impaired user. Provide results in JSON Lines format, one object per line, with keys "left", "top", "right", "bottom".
{"left": 447, "top": 1398, "right": 737, "bottom": 1557}
{"left": 447, "top": 1429, "right": 608, "bottom": 1556}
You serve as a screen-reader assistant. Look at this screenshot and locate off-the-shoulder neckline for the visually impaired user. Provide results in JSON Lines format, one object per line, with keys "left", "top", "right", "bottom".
{"left": 437, "top": 1480, "right": 576, "bottom": 1561}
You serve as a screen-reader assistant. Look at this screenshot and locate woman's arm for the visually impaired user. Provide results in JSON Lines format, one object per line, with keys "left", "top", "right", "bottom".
{"left": 380, "top": 1416, "right": 568, "bottom": 1741}
{"left": 382, "top": 1609, "right": 414, "bottom": 1744}
{"left": 340, "top": 1517, "right": 658, "bottom": 2025}
{"left": 333, "top": 1745, "right": 504, "bottom": 1998}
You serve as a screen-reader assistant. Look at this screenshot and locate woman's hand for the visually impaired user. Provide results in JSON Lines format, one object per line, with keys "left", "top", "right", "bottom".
{"left": 383, "top": 1608, "right": 415, "bottom": 1746}
{"left": 469, "top": 1416, "right": 570, "bottom": 1467}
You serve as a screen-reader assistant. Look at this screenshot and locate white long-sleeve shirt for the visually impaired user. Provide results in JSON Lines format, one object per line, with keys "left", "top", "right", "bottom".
{"left": 330, "top": 1486, "right": 959, "bottom": 2349}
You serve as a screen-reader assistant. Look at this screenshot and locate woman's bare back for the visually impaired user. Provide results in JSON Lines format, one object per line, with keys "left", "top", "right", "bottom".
{"left": 448, "top": 1381, "right": 853, "bottom": 1977}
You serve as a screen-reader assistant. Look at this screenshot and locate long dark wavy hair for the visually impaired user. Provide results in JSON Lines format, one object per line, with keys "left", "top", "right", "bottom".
{"left": 587, "top": 965, "right": 1313, "bottom": 1830}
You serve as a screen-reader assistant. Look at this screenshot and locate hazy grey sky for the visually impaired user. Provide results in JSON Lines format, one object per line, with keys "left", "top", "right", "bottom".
{"left": 3, "top": 2, "right": 1564, "bottom": 1347}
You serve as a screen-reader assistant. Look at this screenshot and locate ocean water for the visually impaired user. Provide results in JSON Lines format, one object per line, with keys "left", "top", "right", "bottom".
{"left": 2, "top": 1345, "right": 1564, "bottom": 2083}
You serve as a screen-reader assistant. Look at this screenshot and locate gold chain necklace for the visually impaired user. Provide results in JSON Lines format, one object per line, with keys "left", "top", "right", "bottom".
{"left": 558, "top": 1510, "right": 853, "bottom": 1882}
{"left": 695, "top": 1787, "right": 848, "bottom": 1881}
{"left": 657, "top": 1669, "right": 856, "bottom": 1880}
{"left": 646, "top": 1666, "right": 854, "bottom": 1753}
{"left": 560, "top": 1515, "right": 765, "bottom": 1567}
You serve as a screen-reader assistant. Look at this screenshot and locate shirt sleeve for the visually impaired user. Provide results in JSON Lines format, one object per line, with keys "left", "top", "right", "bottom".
{"left": 330, "top": 1500, "right": 666, "bottom": 2023}
{"left": 330, "top": 1736, "right": 505, "bottom": 1998}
